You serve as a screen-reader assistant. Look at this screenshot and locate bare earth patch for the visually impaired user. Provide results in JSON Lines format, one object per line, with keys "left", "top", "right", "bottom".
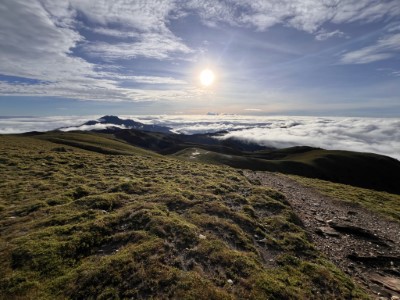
{"left": 245, "top": 171, "right": 400, "bottom": 299}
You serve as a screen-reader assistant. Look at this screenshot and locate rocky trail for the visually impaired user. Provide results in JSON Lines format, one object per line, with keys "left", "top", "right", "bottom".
{"left": 245, "top": 171, "right": 400, "bottom": 299}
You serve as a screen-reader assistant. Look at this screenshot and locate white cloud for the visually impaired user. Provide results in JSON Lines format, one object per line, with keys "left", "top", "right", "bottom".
{"left": 69, "top": 0, "right": 176, "bottom": 32}
{"left": 71, "top": 0, "right": 193, "bottom": 60}
{"left": 129, "top": 115, "right": 400, "bottom": 159}
{"left": 315, "top": 29, "right": 346, "bottom": 41}
{"left": 61, "top": 123, "right": 127, "bottom": 132}
{"left": 244, "top": 108, "right": 262, "bottom": 112}
{"left": 186, "top": 0, "right": 400, "bottom": 36}
{"left": 0, "top": 81, "right": 200, "bottom": 102}
{"left": 2, "top": 115, "right": 399, "bottom": 160}
{"left": 116, "top": 75, "right": 187, "bottom": 85}
{"left": 341, "top": 33, "right": 400, "bottom": 64}
{"left": 392, "top": 70, "right": 400, "bottom": 77}
{"left": 332, "top": 1, "right": 400, "bottom": 24}
{"left": 185, "top": 0, "right": 240, "bottom": 27}
{"left": 1, "top": 0, "right": 400, "bottom": 103}
{"left": 388, "top": 22, "right": 400, "bottom": 32}
{"left": 186, "top": 0, "right": 331, "bottom": 32}
{"left": 0, "top": 116, "right": 97, "bottom": 134}
{"left": 212, "top": 117, "right": 400, "bottom": 160}
{"left": 0, "top": 0, "right": 194, "bottom": 102}
{"left": 0, "top": 1, "right": 89, "bottom": 81}
{"left": 90, "top": 27, "right": 139, "bottom": 38}
{"left": 84, "top": 33, "right": 193, "bottom": 60}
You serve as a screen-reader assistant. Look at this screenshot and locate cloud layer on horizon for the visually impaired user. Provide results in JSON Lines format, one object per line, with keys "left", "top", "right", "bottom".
{"left": 135, "top": 115, "right": 400, "bottom": 160}
{"left": 1, "top": 115, "right": 399, "bottom": 160}
{"left": 0, "top": 116, "right": 96, "bottom": 134}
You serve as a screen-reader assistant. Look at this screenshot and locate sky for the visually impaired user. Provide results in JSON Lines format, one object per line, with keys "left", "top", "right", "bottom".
{"left": 0, "top": 0, "right": 400, "bottom": 116}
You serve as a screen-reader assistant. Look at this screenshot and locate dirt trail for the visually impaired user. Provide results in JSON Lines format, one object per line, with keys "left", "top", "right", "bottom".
{"left": 245, "top": 171, "right": 400, "bottom": 299}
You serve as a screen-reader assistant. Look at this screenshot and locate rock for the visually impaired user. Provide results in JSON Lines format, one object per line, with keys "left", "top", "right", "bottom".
{"left": 199, "top": 234, "right": 206, "bottom": 240}
{"left": 391, "top": 296, "right": 400, "bottom": 300}
{"left": 227, "top": 279, "right": 233, "bottom": 285}
{"left": 370, "top": 273, "right": 400, "bottom": 293}
{"left": 370, "top": 282, "right": 391, "bottom": 298}
{"left": 328, "top": 222, "right": 389, "bottom": 245}
{"left": 316, "top": 227, "right": 341, "bottom": 237}
{"left": 315, "top": 216, "right": 325, "bottom": 223}
{"left": 348, "top": 254, "right": 400, "bottom": 267}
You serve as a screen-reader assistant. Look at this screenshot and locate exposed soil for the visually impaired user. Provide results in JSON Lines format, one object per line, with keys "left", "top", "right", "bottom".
{"left": 245, "top": 171, "right": 400, "bottom": 299}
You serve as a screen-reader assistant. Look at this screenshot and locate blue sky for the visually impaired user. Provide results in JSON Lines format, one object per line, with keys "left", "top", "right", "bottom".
{"left": 0, "top": 0, "right": 400, "bottom": 116}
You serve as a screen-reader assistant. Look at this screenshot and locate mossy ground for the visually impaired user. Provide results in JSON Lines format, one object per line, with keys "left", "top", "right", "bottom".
{"left": 0, "top": 135, "right": 368, "bottom": 299}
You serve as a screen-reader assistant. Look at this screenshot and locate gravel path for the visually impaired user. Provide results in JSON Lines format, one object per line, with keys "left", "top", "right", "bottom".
{"left": 245, "top": 171, "right": 400, "bottom": 299}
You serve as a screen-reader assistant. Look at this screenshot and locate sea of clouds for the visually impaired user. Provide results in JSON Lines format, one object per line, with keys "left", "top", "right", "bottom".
{"left": 1, "top": 115, "right": 399, "bottom": 160}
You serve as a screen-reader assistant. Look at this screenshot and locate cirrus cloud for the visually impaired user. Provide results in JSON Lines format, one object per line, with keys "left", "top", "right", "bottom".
{"left": 341, "top": 33, "right": 400, "bottom": 64}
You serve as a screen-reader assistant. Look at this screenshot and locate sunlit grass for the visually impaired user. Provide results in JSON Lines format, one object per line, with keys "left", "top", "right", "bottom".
{"left": 0, "top": 134, "right": 368, "bottom": 299}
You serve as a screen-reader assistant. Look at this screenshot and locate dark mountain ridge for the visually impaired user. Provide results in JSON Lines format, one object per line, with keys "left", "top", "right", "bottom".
{"left": 62, "top": 115, "right": 173, "bottom": 134}
{"left": 50, "top": 115, "right": 400, "bottom": 194}
{"left": 74, "top": 115, "right": 268, "bottom": 154}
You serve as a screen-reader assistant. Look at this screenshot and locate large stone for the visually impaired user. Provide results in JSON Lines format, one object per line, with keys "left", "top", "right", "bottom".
{"left": 316, "top": 226, "right": 341, "bottom": 237}
{"left": 370, "top": 273, "right": 400, "bottom": 293}
{"left": 328, "top": 221, "right": 389, "bottom": 245}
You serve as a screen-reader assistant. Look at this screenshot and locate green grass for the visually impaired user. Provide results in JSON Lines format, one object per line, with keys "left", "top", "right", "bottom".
{"left": 0, "top": 134, "right": 368, "bottom": 299}
{"left": 174, "top": 147, "right": 400, "bottom": 194}
{"left": 36, "top": 131, "right": 157, "bottom": 156}
{"left": 290, "top": 175, "right": 400, "bottom": 222}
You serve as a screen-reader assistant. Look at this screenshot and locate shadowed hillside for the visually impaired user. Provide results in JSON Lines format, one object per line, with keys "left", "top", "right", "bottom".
{"left": 31, "top": 129, "right": 400, "bottom": 194}
{"left": 174, "top": 147, "right": 400, "bottom": 194}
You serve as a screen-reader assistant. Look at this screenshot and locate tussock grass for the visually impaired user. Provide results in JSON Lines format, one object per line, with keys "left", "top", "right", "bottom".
{"left": 0, "top": 135, "right": 368, "bottom": 299}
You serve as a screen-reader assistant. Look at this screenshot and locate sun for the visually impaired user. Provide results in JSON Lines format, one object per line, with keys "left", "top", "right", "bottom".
{"left": 199, "top": 69, "right": 215, "bottom": 87}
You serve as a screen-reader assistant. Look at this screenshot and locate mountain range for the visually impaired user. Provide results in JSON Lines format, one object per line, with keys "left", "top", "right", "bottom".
{"left": 52, "top": 115, "right": 400, "bottom": 194}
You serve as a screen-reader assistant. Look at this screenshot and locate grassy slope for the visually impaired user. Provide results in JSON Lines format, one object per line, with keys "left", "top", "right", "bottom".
{"left": 290, "top": 175, "right": 400, "bottom": 223}
{"left": 34, "top": 131, "right": 400, "bottom": 194}
{"left": 174, "top": 147, "right": 400, "bottom": 194}
{"left": 0, "top": 135, "right": 367, "bottom": 299}
{"left": 35, "top": 131, "right": 156, "bottom": 156}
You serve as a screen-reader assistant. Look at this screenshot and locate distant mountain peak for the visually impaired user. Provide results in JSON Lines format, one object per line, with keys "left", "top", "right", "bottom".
{"left": 88, "top": 115, "right": 140, "bottom": 127}
{"left": 98, "top": 115, "right": 129, "bottom": 124}
{"left": 62, "top": 115, "right": 172, "bottom": 134}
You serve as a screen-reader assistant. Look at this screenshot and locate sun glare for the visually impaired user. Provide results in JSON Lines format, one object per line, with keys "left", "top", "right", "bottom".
{"left": 200, "top": 69, "right": 215, "bottom": 87}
